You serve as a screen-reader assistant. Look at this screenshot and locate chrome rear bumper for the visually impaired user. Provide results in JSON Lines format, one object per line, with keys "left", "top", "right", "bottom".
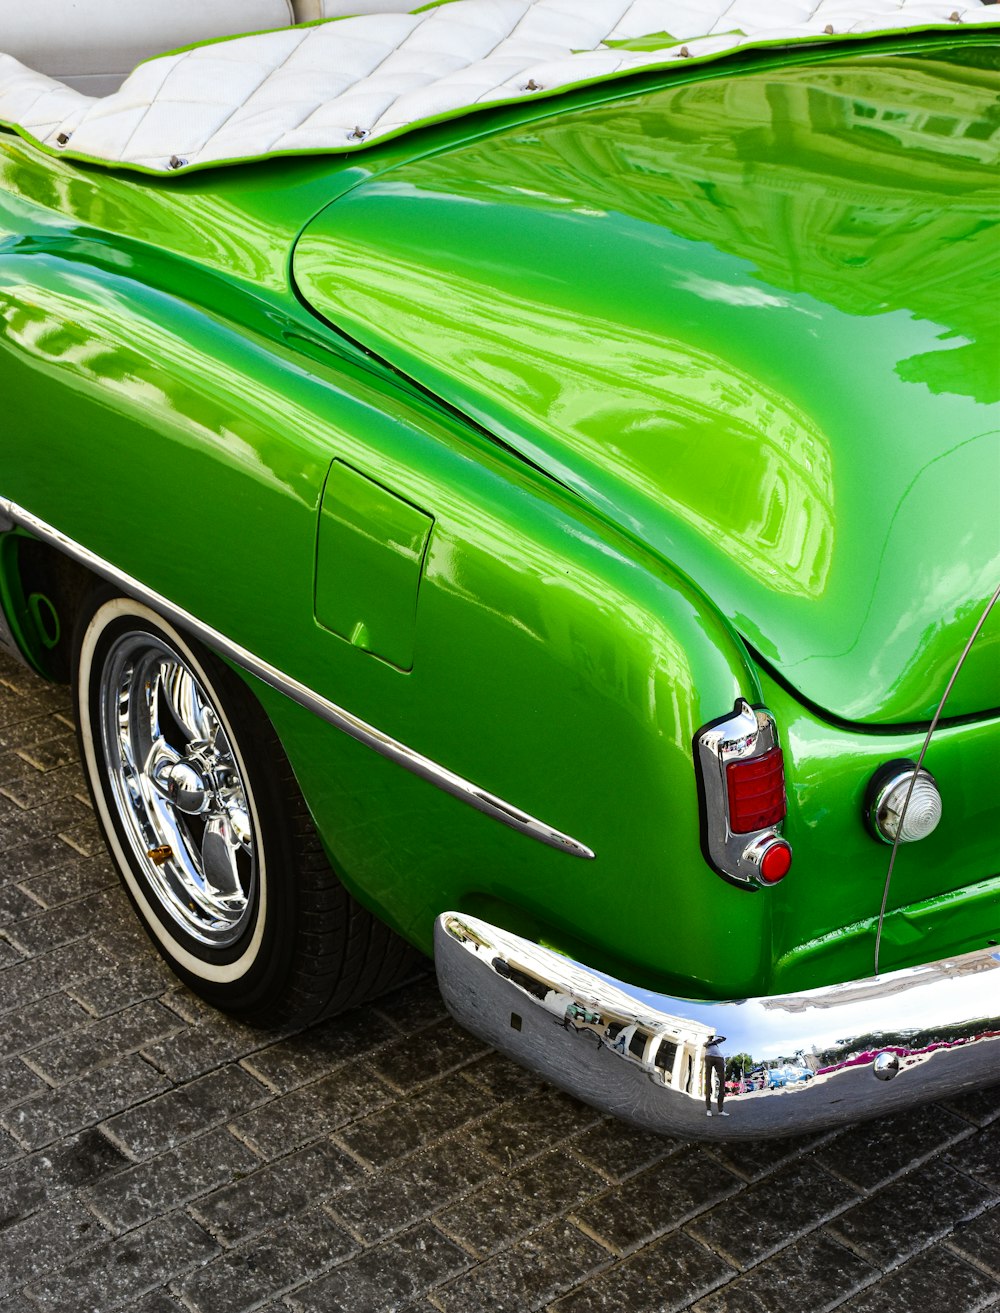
{"left": 434, "top": 912, "right": 1000, "bottom": 1139}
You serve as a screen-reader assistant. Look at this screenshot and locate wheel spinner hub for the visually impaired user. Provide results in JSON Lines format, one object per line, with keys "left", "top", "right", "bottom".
{"left": 151, "top": 758, "right": 210, "bottom": 815}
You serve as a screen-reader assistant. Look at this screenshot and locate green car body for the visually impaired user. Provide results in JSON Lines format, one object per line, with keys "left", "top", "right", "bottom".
{"left": 0, "top": 27, "right": 998, "bottom": 1132}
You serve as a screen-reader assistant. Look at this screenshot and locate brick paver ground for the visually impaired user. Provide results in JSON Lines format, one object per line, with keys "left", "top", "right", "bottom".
{"left": 0, "top": 648, "right": 997, "bottom": 1313}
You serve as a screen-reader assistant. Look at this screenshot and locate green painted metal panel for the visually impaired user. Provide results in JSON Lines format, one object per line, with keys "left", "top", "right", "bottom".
{"left": 293, "top": 39, "right": 1000, "bottom": 726}
{"left": 315, "top": 460, "right": 433, "bottom": 670}
{"left": 0, "top": 35, "right": 997, "bottom": 999}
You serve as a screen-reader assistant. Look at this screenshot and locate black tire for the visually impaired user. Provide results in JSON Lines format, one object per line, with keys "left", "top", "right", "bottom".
{"left": 73, "top": 590, "right": 421, "bottom": 1025}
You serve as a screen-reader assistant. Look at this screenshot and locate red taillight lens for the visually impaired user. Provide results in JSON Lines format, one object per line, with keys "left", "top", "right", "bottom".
{"left": 725, "top": 748, "right": 786, "bottom": 833}
{"left": 759, "top": 840, "right": 793, "bottom": 884}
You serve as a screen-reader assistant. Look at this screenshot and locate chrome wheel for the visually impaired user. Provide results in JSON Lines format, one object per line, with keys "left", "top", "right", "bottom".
{"left": 76, "top": 592, "right": 421, "bottom": 1023}
{"left": 99, "top": 631, "right": 257, "bottom": 948}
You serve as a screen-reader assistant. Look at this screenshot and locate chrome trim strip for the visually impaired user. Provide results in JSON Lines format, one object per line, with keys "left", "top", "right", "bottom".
{"left": 436, "top": 911, "right": 1000, "bottom": 1139}
{"left": 0, "top": 498, "right": 594, "bottom": 859}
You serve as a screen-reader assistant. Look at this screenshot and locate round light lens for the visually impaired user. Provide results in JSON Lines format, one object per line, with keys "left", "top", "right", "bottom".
{"left": 870, "top": 763, "right": 942, "bottom": 844}
{"left": 759, "top": 840, "right": 792, "bottom": 884}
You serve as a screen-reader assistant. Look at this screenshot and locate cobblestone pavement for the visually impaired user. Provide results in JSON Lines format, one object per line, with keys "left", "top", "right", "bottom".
{"left": 0, "top": 647, "right": 998, "bottom": 1313}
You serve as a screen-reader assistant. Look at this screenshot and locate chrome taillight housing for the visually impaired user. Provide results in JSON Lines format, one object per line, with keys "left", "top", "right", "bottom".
{"left": 695, "top": 699, "right": 792, "bottom": 888}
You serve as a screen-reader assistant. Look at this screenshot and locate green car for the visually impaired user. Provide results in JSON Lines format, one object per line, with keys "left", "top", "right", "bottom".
{"left": 1, "top": 0, "right": 998, "bottom": 1139}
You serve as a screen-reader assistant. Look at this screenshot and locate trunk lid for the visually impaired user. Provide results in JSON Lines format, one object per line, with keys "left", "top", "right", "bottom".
{"left": 293, "top": 40, "right": 1000, "bottom": 723}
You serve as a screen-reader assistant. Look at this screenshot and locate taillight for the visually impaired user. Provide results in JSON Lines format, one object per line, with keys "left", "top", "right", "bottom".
{"left": 726, "top": 748, "right": 786, "bottom": 833}
{"left": 694, "top": 699, "right": 792, "bottom": 889}
{"left": 759, "top": 838, "right": 793, "bottom": 884}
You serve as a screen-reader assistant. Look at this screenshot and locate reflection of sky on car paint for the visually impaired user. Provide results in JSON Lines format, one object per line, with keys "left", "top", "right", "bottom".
{"left": 673, "top": 274, "right": 823, "bottom": 317}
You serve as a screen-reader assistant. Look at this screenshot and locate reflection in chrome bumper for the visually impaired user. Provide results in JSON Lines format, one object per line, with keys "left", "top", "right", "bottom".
{"left": 434, "top": 913, "right": 1000, "bottom": 1139}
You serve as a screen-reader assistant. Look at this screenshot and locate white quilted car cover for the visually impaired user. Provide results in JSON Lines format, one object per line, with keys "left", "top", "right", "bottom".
{"left": 1, "top": 0, "right": 998, "bottom": 175}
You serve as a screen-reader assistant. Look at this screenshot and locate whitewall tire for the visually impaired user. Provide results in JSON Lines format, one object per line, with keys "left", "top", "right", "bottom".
{"left": 73, "top": 591, "right": 419, "bottom": 1024}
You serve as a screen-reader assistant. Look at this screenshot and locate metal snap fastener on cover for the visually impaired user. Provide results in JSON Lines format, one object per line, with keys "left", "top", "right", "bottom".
{"left": 873, "top": 1051, "right": 901, "bottom": 1081}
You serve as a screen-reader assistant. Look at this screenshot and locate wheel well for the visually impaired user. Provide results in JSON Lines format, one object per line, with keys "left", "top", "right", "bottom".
{"left": 2, "top": 535, "right": 97, "bottom": 681}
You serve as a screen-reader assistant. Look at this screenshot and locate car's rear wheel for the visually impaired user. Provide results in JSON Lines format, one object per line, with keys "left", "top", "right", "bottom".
{"left": 73, "top": 591, "right": 420, "bottom": 1025}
